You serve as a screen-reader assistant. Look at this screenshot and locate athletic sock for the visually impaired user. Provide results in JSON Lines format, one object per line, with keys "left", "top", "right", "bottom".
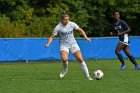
{"left": 62, "top": 61, "right": 68, "bottom": 71}
{"left": 128, "top": 55, "right": 138, "bottom": 65}
{"left": 80, "top": 61, "right": 90, "bottom": 77}
{"left": 116, "top": 53, "right": 125, "bottom": 65}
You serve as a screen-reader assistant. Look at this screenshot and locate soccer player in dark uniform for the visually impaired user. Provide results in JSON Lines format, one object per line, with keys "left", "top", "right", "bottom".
{"left": 110, "top": 11, "right": 140, "bottom": 71}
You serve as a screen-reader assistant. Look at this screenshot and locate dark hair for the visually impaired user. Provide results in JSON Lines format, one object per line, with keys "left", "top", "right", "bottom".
{"left": 61, "top": 11, "right": 69, "bottom": 20}
{"left": 114, "top": 11, "right": 120, "bottom": 15}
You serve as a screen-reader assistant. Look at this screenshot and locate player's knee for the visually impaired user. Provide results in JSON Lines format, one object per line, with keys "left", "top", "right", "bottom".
{"left": 62, "top": 57, "right": 68, "bottom": 62}
{"left": 76, "top": 57, "right": 83, "bottom": 63}
{"left": 61, "top": 54, "right": 68, "bottom": 62}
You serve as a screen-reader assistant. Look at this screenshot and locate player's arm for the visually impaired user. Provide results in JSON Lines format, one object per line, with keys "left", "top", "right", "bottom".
{"left": 118, "top": 21, "right": 131, "bottom": 36}
{"left": 120, "top": 27, "right": 131, "bottom": 35}
{"left": 77, "top": 28, "right": 91, "bottom": 42}
{"left": 110, "top": 26, "right": 115, "bottom": 36}
{"left": 45, "top": 34, "right": 55, "bottom": 47}
{"left": 110, "top": 32, "right": 114, "bottom": 36}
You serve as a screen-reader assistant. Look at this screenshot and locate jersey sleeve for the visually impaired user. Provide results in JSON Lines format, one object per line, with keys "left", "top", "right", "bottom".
{"left": 53, "top": 26, "right": 59, "bottom": 36}
{"left": 122, "top": 21, "right": 129, "bottom": 30}
{"left": 71, "top": 22, "right": 79, "bottom": 30}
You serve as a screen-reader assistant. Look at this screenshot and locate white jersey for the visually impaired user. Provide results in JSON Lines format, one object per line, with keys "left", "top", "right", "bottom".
{"left": 53, "top": 21, "right": 79, "bottom": 45}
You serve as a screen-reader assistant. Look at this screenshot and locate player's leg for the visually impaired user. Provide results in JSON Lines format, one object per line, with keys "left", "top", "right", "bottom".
{"left": 73, "top": 50, "right": 92, "bottom": 80}
{"left": 71, "top": 44, "right": 92, "bottom": 80}
{"left": 123, "top": 45, "right": 140, "bottom": 70}
{"left": 61, "top": 50, "right": 69, "bottom": 70}
{"left": 59, "top": 46, "right": 69, "bottom": 78}
{"left": 115, "top": 42, "right": 126, "bottom": 70}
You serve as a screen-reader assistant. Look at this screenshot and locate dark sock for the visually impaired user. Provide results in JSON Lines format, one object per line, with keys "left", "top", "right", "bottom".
{"left": 128, "top": 55, "right": 138, "bottom": 65}
{"left": 116, "top": 53, "right": 125, "bottom": 65}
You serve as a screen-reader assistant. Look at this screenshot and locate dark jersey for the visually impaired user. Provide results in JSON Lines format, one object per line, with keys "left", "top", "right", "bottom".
{"left": 112, "top": 20, "right": 130, "bottom": 44}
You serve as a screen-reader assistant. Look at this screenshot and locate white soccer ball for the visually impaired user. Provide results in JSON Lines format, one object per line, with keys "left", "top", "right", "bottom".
{"left": 94, "top": 70, "right": 104, "bottom": 80}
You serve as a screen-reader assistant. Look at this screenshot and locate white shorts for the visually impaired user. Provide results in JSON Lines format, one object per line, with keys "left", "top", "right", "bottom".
{"left": 119, "top": 41, "right": 130, "bottom": 45}
{"left": 60, "top": 43, "right": 80, "bottom": 54}
{"left": 119, "top": 34, "right": 130, "bottom": 45}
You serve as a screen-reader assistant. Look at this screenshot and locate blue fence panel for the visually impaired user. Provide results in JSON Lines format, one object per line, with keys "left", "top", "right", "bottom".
{"left": 0, "top": 37, "right": 140, "bottom": 62}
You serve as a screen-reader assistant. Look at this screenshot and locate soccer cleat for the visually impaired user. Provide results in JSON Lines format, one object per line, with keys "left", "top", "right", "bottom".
{"left": 60, "top": 69, "right": 68, "bottom": 78}
{"left": 87, "top": 76, "right": 93, "bottom": 80}
{"left": 134, "top": 65, "right": 140, "bottom": 70}
{"left": 120, "top": 64, "right": 126, "bottom": 71}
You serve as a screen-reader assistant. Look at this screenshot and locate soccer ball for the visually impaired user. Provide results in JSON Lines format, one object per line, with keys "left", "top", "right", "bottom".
{"left": 94, "top": 70, "right": 104, "bottom": 80}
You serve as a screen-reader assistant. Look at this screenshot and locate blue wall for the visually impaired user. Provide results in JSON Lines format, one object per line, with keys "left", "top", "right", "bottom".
{"left": 0, "top": 37, "right": 140, "bottom": 62}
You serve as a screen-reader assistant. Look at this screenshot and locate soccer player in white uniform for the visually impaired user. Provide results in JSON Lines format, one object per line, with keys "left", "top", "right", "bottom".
{"left": 45, "top": 12, "right": 93, "bottom": 80}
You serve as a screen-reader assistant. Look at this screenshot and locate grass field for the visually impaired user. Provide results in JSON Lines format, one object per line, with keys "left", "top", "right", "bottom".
{"left": 0, "top": 59, "right": 140, "bottom": 93}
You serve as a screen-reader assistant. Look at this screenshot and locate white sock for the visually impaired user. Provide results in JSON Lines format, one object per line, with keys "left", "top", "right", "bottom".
{"left": 62, "top": 61, "right": 68, "bottom": 71}
{"left": 80, "top": 61, "right": 90, "bottom": 77}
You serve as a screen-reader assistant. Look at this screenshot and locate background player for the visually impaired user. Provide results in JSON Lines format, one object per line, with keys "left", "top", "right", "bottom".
{"left": 110, "top": 11, "right": 140, "bottom": 71}
{"left": 45, "top": 12, "right": 93, "bottom": 80}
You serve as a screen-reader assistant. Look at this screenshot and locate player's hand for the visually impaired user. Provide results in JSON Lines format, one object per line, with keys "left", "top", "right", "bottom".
{"left": 117, "top": 32, "right": 121, "bottom": 36}
{"left": 110, "top": 32, "right": 113, "bottom": 36}
{"left": 45, "top": 44, "right": 49, "bottom": 48}
{"left": 85, "top": 37, "right": 91, "bottom": 42}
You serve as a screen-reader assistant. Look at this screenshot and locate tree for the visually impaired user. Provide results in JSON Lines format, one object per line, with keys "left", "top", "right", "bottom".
{"left": 0, "top": 0, "right": 140, "bottom": 37}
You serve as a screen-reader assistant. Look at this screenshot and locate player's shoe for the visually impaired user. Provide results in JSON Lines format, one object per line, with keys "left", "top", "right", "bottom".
{"left": 60, "top": 69, "right": 68, "bottom": 78}
{"left": 134, "top": 65, "right": 140, "bottom": 70}
{"left": 87, "top": 76, "right": 93, "bottom": 80}
{"left": 120, "top": 64, "right": 126, "bottom": 71}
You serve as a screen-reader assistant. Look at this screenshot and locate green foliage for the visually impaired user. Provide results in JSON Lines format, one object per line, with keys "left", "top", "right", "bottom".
{"left": 0, "top": 0, "right": 140, "bottom": 37}
{"left": 0, "top": 15, "right": 25, "bottom": 37}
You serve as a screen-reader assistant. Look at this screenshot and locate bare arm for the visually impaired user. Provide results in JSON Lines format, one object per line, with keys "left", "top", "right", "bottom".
{"left": 110, "top": 32, "right": 113, "bottom": 36}
{"left": 117, "top": 27, "right": 131, "bottom": 36}
{"left": 120, "top": 27, "right": 131, "bottom": 35}
{"left": 110, "top": 26, "right": 114, "bottom": 36}
{"left": 77, "top": 28, "right": 91, "bottom": 41}
{"left": 45, "top": 34, "right": 55, "bottom": 47}
{"left": 117, "top": 21, "right": 131, "bottom": 36}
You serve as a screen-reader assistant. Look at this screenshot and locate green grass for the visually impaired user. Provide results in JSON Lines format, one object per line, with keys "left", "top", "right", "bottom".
{"left": 0, "top": 59, "right": 140, "bottom": 93}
